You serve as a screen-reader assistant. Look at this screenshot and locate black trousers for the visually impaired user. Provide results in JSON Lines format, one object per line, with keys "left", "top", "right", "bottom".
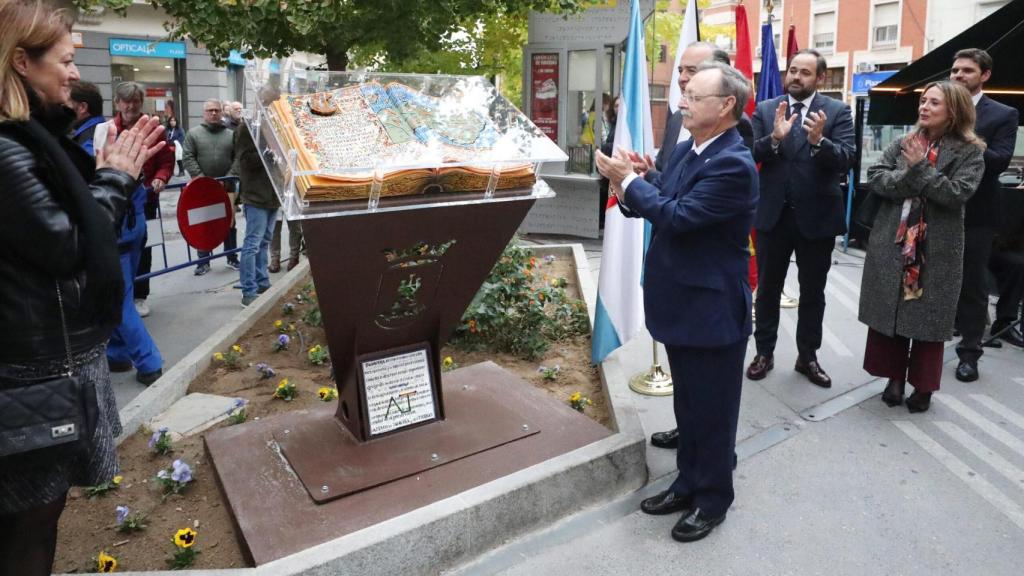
{"left": 665, "top": 339, "right": 746, "bottom": 518}
{"left": 753, "top": 207, "right": 835, "bottom": 360}
{"left": 0, "top": 492, "right": 66, "bottom": 576}
{"left": 956, "top": 227, "right": 998, "bottom": 363}
{"left": 134, "top": 198, "right": 158, "bottom": 300}
{"left": 990, "top": 246, "right": 1024, "bottom": 327}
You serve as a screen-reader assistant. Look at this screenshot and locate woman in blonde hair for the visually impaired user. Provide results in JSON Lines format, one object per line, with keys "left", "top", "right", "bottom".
{"left": 0, "top": 2, "right": 165, "bottom": 574}
{"left": 859, "top": 81, "right": 985, "bottom": 413}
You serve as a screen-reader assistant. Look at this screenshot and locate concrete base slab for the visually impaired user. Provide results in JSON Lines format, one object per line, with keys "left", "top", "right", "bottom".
{"left": 205, "top": 361, "right": 615, "bottom": 566}
{"left": 149, "top": 393, "right": 240, "bottom": 439}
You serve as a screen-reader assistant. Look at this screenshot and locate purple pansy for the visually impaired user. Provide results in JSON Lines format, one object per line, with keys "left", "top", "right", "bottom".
{"left": 115, "top": 505, "right": 129, "bottom": 525}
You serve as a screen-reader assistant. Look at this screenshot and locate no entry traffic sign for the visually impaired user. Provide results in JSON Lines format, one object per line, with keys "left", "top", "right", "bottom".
{"left": 176, "top": 177, "right": 232, "bottom": 251}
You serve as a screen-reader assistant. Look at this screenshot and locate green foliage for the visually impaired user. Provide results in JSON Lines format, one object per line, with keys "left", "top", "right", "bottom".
{"left": 452, "top": 239, "right": 589, "bottom": 360}
{"left": 646, "top": 1, "right": 735, "bottom": 72}
{"left": 143, "top": 0, "right": 589, "bottom": 73}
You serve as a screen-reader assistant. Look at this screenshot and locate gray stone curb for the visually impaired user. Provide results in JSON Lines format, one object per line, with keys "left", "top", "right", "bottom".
{"left": 79, "top": 242, "right": 646, "bottom": 576}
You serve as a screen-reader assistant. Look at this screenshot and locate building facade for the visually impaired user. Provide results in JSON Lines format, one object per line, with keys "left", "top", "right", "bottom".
{"left": 72, "top": 2, "right": 322, "bottom": 130}
{"left": 647, "top": 0, "right": 1010, "bottom": 108}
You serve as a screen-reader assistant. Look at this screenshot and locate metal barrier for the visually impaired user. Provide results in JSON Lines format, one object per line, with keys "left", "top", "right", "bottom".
{"left": 135, "top": 175, "right": 241, "bottom": 282}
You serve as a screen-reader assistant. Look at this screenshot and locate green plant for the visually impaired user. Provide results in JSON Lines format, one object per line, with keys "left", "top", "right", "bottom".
{"left": 538, "top": 365, "right": 560, "bottom": 381}
{"left": 168, "top": 528, "right": 199, "bottom": 569}
{"left": 274, "top": 378, "right": 298, "bottom": 401}
{"left": 212, "top": 344, "right": 243, "bottom": 370}
{"left": 307, "top": 345, "right": 329, "bottom": 366}
{"left": 451, "top": 239, "right": 589, "bottom": 360}
{"left": 84, "top": 474, "right": 122, "bottom": 498}
{"left": 569, "top": 392, "right": 592, "bottom": 413}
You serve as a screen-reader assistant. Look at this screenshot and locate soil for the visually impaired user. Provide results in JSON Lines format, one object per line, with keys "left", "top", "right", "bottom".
{"left": 53, "top": 254, "right": 605, "bottom": 572}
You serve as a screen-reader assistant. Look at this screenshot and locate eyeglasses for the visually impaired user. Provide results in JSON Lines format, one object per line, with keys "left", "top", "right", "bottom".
{"left": 681, "top": 92, "right": 728, "bottom": 103}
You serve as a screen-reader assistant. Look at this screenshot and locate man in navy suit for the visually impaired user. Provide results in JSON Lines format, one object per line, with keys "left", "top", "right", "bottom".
{"left": 949, "top": 48, "right": 1020, "bottom": 382}
{"left": 747, "top": 49, "right": 855, "bottom": 388}
{"left": 647, "top": 43, "right": 754, "bottom": 452}
{"left": 596, "top": 62, "right": 758, "bottom": 543}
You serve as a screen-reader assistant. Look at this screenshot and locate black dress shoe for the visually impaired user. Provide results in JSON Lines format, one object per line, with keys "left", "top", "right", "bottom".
{"left": 640, "top": 490, "right": 693, "bottom": 516}
{"left": 955, "top": 360, "right": 979, "bottom": 382}
{"left": 794, "top": 357, "right": 832, "bottom": 388}
{"left": 992, "top": 323, "right": 1024, "bottom": 348}
{"left": 906, "top": 390, "right": 932, "bottom": 413}
{"left": 651, "top": 428, "right": 679, "bottom": 449}
{"left": 745, "top": 354, "right": 773, "bottom": 380}
{"left": 881, "top": 378, "right": 905, "bottom": 407}
{"left": 671, "top": 508, "right": 726, "bottom": 542}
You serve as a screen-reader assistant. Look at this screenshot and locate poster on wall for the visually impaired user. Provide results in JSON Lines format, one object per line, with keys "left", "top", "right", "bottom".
{"left": 531, "top": 53, "right": 559, "bottom": 142}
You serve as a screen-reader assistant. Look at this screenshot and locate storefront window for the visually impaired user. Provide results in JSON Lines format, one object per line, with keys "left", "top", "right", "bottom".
{"left": 110, "top": 56, "right": 181, "bottom": 124}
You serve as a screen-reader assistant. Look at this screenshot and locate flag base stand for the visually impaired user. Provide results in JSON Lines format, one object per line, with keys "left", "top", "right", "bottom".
{"left": 628, "top": 363, "right": 673, "bottom": 396}
{"left": 628, "top": 340, "right": 673, "bottom": 396}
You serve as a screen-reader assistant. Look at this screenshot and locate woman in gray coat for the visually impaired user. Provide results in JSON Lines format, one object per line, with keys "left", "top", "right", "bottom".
{"left": 860, "top": 81, "right": 985, "bottom": 413}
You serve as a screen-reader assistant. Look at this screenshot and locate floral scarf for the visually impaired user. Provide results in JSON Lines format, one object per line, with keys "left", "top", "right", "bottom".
{"left": 895, "top": 141, "right": 939, "bottom": 300}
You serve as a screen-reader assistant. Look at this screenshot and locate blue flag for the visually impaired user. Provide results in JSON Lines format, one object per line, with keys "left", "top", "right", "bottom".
{"left": 757, "top": 23, "right": 783, "bottom": 102}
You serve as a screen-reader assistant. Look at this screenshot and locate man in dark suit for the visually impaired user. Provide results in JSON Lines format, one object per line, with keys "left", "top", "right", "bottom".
{"left": 746, "top": 49, "right": 855, "bottom": 388}
{"left": 648, "top": 43, "right": 754, "bottom": 452}
{"left": 596, "top": 62, "right": 757, "bottom": 543}
{"left": 949, "top": 48, "right": 1019, "bottom": 382}
{"left": 655, "top": 43, "right": 752, "bottom": 172}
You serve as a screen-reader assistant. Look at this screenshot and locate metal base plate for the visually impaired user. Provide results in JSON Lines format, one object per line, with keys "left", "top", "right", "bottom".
{"left": 203, "top": 361, "right": 611, "bottom": 565}
{"left": 275, "top": 374, "right": 539, "bottom": 502}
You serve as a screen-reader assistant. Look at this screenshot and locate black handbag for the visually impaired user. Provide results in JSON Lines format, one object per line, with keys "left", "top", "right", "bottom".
{"left": 0, "top": 282, "right": 98, "bottom": 466}
{"left": 854, "top": 190, "right": 883, "bottom": 230}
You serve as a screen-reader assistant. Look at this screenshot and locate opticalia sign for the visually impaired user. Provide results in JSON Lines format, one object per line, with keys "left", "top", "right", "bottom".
{"left": 109, "top": 38, "right": 187, "bottom": 59}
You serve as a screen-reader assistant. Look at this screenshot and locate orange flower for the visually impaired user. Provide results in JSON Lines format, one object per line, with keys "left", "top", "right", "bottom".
{"left": 529, "top": 256, "right": 537, "bottom": 268}
{"left": 468, "top": 319, "right": 478, "bottom": 333}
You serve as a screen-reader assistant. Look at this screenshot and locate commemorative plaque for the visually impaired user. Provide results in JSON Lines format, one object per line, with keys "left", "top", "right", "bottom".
{"left": 360, "top": 346, "right": 438, "bottom": 436}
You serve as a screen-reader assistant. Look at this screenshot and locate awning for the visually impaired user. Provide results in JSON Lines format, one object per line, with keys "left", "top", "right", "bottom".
{"left": 868, "top": 0, "right": 1024, "bottom": 125}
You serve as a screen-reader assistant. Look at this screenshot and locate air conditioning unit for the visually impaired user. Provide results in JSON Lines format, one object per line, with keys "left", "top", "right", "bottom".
{"left": 857, "top": 61, "right": 878, "bottom": 73}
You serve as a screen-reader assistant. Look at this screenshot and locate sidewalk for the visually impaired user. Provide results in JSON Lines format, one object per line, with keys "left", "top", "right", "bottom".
{"left": 455, "top": 235, "right": 1024, "bottom": 576}
{"left": 118, "top": 226, "right": 1024, "bottom": 575}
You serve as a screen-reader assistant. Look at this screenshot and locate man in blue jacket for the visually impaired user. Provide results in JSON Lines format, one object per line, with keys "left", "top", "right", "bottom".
{"left": 596, "top": 62, "right": 758, "bottom": 543}
{"left": 69, "top": 81, "right": 104, "bottom": 156}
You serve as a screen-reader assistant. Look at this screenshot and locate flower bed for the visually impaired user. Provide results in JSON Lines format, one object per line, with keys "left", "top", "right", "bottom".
{"left": 54, "top": 243, "right": 603, "bottom": 572}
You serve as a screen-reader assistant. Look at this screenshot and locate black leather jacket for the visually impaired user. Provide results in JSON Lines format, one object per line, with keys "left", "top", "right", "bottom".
{"left": 0, "top": 127, "right": 136, "bottom": 363}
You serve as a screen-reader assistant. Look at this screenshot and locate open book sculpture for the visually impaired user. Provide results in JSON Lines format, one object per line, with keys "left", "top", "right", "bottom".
{"left": 270, "top": 81, "right": 536, "bottom": 200}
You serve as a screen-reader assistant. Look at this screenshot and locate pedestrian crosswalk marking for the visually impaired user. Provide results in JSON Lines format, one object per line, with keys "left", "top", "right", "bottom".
{"left": 893, "top": 421, "right": 1024, "bottom": 532}
{"left": 778, "top": 302, "right": 854, "bottom": 358}
{"left": 826, "top": 266, "right": 861, "bottom": 297}
{"left": 825, "top": 282, "right": 858, "bottom": 314}
{"left": 936, "top": 396, "right": 1024, "bottom": 456}
{"left": 970, "top": 394, "right": 1024, "bottom": 432}
{"left": 934, "top": 421, "right": 1024, "bottom": 488}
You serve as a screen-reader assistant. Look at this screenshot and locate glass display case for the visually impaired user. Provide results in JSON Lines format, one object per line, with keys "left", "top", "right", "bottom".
{"left": 244, "top": 61, "right": 568, "bottom": 220}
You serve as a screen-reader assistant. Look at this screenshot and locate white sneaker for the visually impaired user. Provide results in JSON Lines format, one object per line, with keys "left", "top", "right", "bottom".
{"left": 134, "top": 299, "right": 150, "bottom": 317}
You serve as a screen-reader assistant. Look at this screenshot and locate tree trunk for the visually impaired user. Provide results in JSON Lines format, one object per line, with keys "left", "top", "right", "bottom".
{"left": 325, "top": 44, "right": 349, "bottom": 71}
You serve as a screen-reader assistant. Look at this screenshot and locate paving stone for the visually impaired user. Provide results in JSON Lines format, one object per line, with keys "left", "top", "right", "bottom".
{"left": 148, "top": 392, "right": 240, "bottom": 439}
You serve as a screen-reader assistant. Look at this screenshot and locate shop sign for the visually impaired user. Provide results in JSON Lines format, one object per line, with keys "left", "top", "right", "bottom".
{"left": 109, "top": 38, "right": 186, "bottom": 59}
{"left": 531, "top": 53, "right": 559, "bottom": 142}
{"left": 853, "top": 71, "right": 897, "bottom": 94}
{"left": 228, "top": 50, "right": 247, "bottom": 66}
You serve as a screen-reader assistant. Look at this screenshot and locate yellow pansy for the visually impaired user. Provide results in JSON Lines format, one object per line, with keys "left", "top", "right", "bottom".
{"left": 213, "top": 352, "right": 224, "bottom": 361}
{"left": 569, "top": 392, "right": 581, "bottom": 403}
{"left": 231, "top": 345, "right": 242, "bottom": 353}
{"left": 274, "top": 320, "right": 283, "bottom": 329}
{"left": 97, "top": 551, "right": 117, "bottom": 572}
{"left": 112, "top": 475, "right": 123, "bottom": 485}
{"left": 442, "top": 356, "right": 453, "bottom": 368}
{"left": 173, "top": 527, "right": 197, "bottom": 548}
